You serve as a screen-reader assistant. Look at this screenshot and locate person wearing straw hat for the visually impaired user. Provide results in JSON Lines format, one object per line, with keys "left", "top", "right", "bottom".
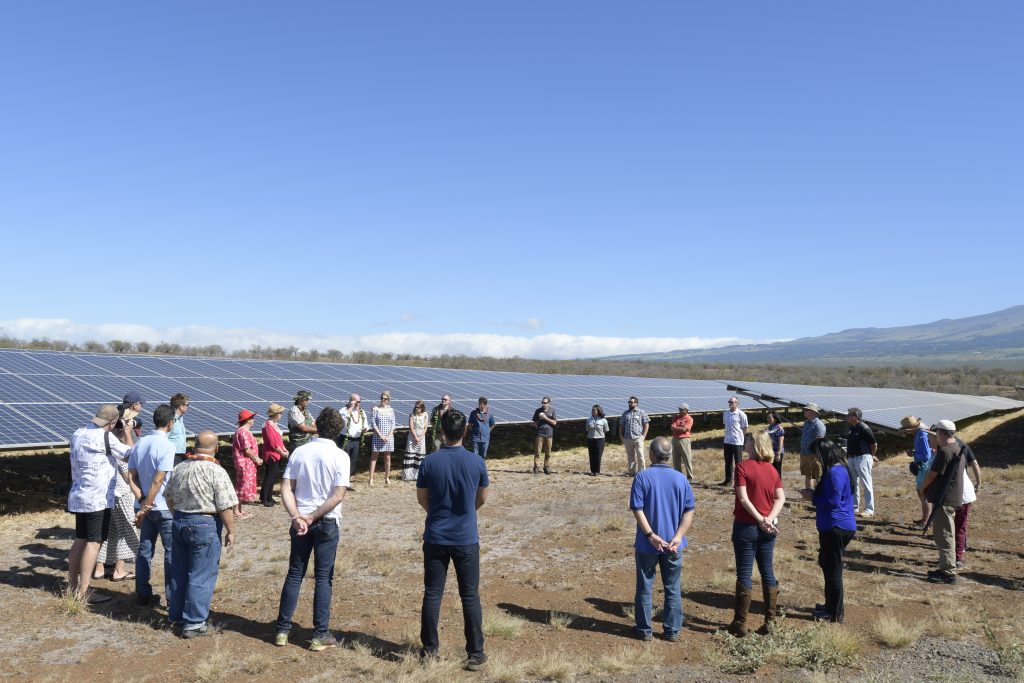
{"left": 901, "top": 415, "right": 934, "bottom": 526}
{"left": 799, "top": 404, "right": 826, "bottom": 494}
{"left": 232, "top": 409, "right": 260, "bottom": 519}
{"left": 261, "top": 403, "right": 290, "bottom": 507}
{"left": 288, "top": 390, "right": 317, "bottom": 453}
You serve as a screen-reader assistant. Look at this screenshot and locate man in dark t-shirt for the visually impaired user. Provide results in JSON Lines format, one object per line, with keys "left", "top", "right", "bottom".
{"left": 532, "top": 397, "right": 557, "bottom": 475}
{"left": 919, "top": 419, "right": 965, "bottom": 583}
{"left": 845, "top": 408, "right": 878, "bottom": 517}
{"left": 416, "top": 409, "right": 489, "bottom": 671}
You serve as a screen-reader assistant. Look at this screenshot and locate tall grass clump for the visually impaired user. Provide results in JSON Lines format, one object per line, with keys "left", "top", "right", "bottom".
{"left": 872, "top": 614, "right": 923, "bottom": 649}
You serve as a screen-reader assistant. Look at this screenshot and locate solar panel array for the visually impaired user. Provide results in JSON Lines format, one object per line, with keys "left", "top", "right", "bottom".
{"left": 0, "top": 349, "right": 733, "bottom": 448}
{"left": 1, "top": 348, "right": 1020, "bottom": 448}
{"left": 727, "top": 380, "right": 1024, "bottom": 431}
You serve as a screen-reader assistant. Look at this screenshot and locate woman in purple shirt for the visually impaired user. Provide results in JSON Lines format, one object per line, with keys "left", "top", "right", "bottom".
{"left": 802, "top": 438, "right": 856, "bottom": 623}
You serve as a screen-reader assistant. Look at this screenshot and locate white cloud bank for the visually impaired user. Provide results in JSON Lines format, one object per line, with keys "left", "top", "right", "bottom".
{"left": 0, "top": 318, "right": 784, "bottom": 360}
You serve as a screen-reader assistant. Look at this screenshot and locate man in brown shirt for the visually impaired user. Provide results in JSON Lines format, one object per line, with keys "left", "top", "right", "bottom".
{"left": 919, "top": 419, "right": 965, "bottom": 584}
{"left": 164, "top": 431, "right": 238, "bottom": 637}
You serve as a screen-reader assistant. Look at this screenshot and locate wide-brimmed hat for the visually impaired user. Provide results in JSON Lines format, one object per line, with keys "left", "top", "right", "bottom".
{"left": 267, "top": 403, "right": 286, "bottom": 417}
{"left": 238, "top": 409, "right": 257, "bottom": 424}
{"left": 91, "top": 404, "right": 120, "bottom": 427}
{"left": 900, "top": 415, "right": 922, "bottom": 431}
{"left": 803, "top": 403, "right": 821, "bottom": 415}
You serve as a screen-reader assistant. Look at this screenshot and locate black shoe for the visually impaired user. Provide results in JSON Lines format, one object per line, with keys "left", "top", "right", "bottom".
{"left": 927, "top": 572, "right": 957, "bottom": 584}
{"left": 544, "top": 466, "right": 552, "bottom": 475}
{"left": 263, "top": 501, "right": 275, "bottom": 507}
{"left": 532, "top": 466, "right": 540, "bottom": 475}
{"left": 136, "top": 594, "right": 160, "bottom": 607}
{"left": 418, "top": 648, "right": 439, "bottom": 663}
{"left": 466, "top": 653, "right": 488, "bottom": 671}
{"left": 719, "top": 480, "right": 730, "bottom": 487}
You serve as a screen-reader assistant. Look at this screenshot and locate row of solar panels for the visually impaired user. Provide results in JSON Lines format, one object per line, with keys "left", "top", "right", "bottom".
{"left": 728, "top": 381, "right": 1024, "bottom": 432}
{"left": 0, "top": 349, "right": 1021, "bottom": 448}
{"left": 0, "top": 349, "right": 736, "bottom": 447}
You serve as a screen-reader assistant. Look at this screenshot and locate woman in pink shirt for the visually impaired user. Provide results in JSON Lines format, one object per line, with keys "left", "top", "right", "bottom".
{"left": 232, "top": 409, "right": 260, "bottom": 519}
{"left": 260, "top": 403, "right": 289, "bottom": 506}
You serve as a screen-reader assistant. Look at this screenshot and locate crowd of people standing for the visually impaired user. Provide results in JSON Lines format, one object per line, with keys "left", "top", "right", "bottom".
{"left": 63, "top": 386, "right": 982, "bottom": 671}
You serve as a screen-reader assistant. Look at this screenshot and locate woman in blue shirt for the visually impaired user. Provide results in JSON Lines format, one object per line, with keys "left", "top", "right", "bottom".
{"left": 902, "top": 415, "right": 934, "bottom": 526}
{"left": 802, "top": 438, "right": 856, "bottom": 623}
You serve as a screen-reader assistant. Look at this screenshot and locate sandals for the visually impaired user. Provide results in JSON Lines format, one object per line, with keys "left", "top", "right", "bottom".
{"left": 111, "top": 572, "right": 135, "bottom": 582}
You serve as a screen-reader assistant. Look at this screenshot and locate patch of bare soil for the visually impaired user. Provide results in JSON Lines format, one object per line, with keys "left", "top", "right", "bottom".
{"left": 1, "top": 411, "right": 1023, "bottom": 682}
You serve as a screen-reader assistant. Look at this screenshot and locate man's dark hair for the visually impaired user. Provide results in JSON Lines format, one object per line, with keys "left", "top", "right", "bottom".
{"left": 316, "top": 407, "right": 345, "bottom": 440}
{"left": 649, "top": 436, "right": 672, "bottom": 463}
{"left": 440, "top": 409, "right": 467, "bottom": 442}
{"left": 152, "top": 404, "right": 175, "bottom": 429}
{"left": 170, "top": 393, "right": 189, "bottom": 411}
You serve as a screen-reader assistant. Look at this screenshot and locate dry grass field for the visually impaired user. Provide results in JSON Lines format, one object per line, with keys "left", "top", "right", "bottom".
{"left": 1, "top": 411, "right": 1023, "bottom": 682}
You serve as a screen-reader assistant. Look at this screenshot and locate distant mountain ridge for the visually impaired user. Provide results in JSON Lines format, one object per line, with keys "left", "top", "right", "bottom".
{"left": 608, "top": 305, "right": 1024, "bottom": 366}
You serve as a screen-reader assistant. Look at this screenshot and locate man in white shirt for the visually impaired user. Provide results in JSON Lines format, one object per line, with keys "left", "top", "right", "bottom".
{"left": 67, "top": 404, "right": 128, "bottom": 603}
{"left": 721, "top": 397, "right": 748, "bottom": 486}
{"left": 339, "top": 394, "right": 367, "bottom": 486}
{"left": 274, "top": 407, "right": 350, "bottom": 651}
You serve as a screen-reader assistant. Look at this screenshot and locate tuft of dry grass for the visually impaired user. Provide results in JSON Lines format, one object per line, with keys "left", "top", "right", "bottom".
{"left": 711, "top": 623, "right": 860, "bottom": 674}
{"left": 241, "top": 651, "right": 273, "bottom": 675}
{"left": 708, "top": 569, "right": 734, "bottom": 591}
{"left": 193, "top": 651, "right": 229, "bottom": 683}
{"left": 485, "top": 653, "right": 527, "bottom": 682}
{"left": 590, "top": 644, "right": 657, "bottom": 674}
{"left": 483, "top": 609, "right": 526, "bottom": 638}
{"left": 548, "top": 611, "right": 575, "bottom": 630}
{"left": 525, "top": 651, "right": 575, "bottom": 681}
{"left": 872, "top": 613, "right": 924, "bottom": 648}
{"left": 929, "top": 602, "right": 974, "bottom": 639}
{"left": 997, "top": 465, "right": 1024, "bottom": 483}
{"left": 601, "top": 515, "right": 626, "bottom": 532}
{"left": 54, "top": 587, "right": 88, "bottom": 616}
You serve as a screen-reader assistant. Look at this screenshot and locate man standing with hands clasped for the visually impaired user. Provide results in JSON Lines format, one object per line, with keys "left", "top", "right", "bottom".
{"left": 620, "top": 396, "right": 650, "bottom": 476}
{"left": 274, "top": 407, "right": 349, "bottom": 651}
{"left": 416, "top": 409, "right": 489, "bottom": 671}
{"left": 722, "top": 397, "right": 748, "bottom": 486}
{"left": 630, "top": 437, "right": 696, "bottom": 642}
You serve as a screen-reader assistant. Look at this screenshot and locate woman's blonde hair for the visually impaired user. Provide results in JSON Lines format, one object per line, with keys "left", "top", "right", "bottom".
{"left": 749, "top": 429, "right": 775, "bottom": 463}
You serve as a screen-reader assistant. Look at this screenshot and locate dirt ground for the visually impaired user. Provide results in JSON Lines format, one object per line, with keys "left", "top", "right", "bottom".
{"left": 1, "top": 411, "right": 1023, "bottom": 682}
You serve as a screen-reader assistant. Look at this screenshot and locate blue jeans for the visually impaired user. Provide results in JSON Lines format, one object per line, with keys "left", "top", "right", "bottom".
{"left": 421, "top": 543, "right": 484, "bottom": 658}
{"left": 136, "top": 509, "right": 173, "bottom": 600}
{"left": 168, "top": 513, "right": 222, "bottom": 630}
{"left": 732, "top": 521, "right": 778, "bottom": 589}
{"left": 472, "top": 440, "right": 489, "bottom": 459}
{"left": 634, "top": 549, "right": 683, "bottom": 637}
{"left": 276, "top": 519, "right": 340, "bottom": 638}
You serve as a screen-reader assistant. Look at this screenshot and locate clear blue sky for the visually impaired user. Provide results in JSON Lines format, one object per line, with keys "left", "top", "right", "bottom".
{"left": 1, "top": 2, "right": 1020, "bottom": 358}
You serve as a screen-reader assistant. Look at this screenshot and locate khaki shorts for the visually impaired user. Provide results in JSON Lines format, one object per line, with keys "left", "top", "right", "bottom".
{"left": 800, "top": 453, "right": 822, "bottom": 478}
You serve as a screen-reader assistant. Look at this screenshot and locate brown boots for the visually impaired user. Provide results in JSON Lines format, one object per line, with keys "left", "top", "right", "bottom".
{"left": 727, "top": 581, "right": 752, "bottom": 636}
{"left": 758, "top": 582, "right": 779, "bottom": 635}
{"left": 727, "top": 581, "right": 779, "bottom": 637}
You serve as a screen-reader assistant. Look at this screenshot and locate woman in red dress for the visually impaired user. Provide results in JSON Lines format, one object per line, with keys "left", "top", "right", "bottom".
{"left": 232, "top": 409, "right": 260, "bottom": 519}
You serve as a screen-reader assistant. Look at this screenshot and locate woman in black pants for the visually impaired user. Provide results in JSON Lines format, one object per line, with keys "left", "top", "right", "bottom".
{"left": 802, "top": 439, "right": 857, "bottom": 622}
{"left": 260, "top": 403, "right": 289, "bottom": 506}
{"left": 585, "top": 405, "right": 609, "bottom": 475}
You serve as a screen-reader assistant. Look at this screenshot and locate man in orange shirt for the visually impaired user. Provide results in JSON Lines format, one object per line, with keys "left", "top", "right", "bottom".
{"left": 670, "top": 404, "right": 694, "bottom": 480}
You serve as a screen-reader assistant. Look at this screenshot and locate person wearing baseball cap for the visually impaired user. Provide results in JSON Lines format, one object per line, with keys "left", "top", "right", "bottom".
{"left": 231, "top": 410, "right": 260, "bottom": 520}
{"left": 67, "top": 404, "right": 131, "bottom": 603}
{"left": 918, "top": 420, "right": 963, "bottom": 584}
{"left": 289, "top": 390, "right": 317, "bottom": 453}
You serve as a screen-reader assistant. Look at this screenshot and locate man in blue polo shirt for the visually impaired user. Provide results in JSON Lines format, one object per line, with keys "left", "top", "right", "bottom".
{"left": 128, "top": 404, "right": 177, "bottom": 607}
{"left": 630, "top": 436, "right": 696, "bottom": 642}
{"left": 416, "top": 409, "right": 489, "bottom": 672}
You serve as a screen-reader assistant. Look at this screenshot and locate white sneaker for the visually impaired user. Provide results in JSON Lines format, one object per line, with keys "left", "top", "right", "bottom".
{"left": 861, "top": 510, "right": 875, "bottom": 517}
